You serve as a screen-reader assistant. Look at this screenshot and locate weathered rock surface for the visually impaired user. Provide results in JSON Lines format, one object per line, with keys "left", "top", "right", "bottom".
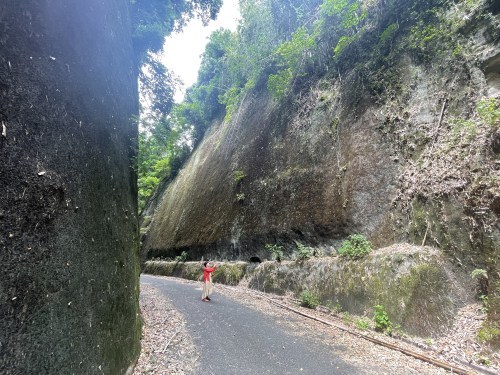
{"left": 143, "top": 0, "right": 499, "bottom": 344}
{"left": 143, "top": 244, "right": 473, "bottom": 337}
{"left": 0, "top": 1, "right": 141, "bottom": 373}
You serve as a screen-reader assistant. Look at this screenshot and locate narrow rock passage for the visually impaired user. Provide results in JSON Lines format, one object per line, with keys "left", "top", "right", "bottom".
{"left": 141, "top": 274, "right": 365, "bottom": 375}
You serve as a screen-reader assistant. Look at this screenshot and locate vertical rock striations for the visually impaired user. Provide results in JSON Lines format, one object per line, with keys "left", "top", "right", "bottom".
{"left": 0, "top": 0, "right": 141, "bottom": 373}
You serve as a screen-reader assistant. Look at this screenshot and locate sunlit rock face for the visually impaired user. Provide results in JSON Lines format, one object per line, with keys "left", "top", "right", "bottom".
{"left": 0, "top": 1, "right": 141, "bottom": 373}
{"left": 143, "top": 2, "right": 498, "bottom": 263}
{"left": 144, "top": 0, "right": 499, "bottom": 344}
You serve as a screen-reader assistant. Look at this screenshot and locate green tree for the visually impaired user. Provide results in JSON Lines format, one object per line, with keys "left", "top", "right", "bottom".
{"left": 137, "top": 115, "right": 190, "bottom": 211}
{"left": 131, "top": 0, "right": 223, "bottom": 61}
{"left": 268, "top": 25, "right": 318, "bottom": 98}
{"left": 132, "top": 0, "right": 223, "bottom": 212}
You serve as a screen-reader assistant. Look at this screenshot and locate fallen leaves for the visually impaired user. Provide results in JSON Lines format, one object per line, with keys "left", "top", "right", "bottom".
{"left": 133, "top": 284, "right": 198, "bottom": 375}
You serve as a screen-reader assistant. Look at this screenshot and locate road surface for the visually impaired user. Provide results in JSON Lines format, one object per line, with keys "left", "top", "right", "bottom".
{"left": 141, "top": 274, "right": 373, "bottom": 375}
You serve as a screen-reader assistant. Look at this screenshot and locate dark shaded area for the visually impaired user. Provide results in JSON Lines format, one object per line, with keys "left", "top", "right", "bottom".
{"left": 0, "top": 0, "right": 141, "bottom": 373}
{"left": 488, "top": 0, "right": 500, "bottom": 15}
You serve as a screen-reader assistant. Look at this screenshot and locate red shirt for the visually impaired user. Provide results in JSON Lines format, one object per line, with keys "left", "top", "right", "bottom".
{"left": 203, "top": 266, "right": 217, "bottom": 282}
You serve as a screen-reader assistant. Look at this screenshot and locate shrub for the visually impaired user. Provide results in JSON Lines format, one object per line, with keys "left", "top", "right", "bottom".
{"left": 379, "top": 23, "right": 398, "bottom": 44}
{"left": 268, "top": 68, "right": 293, "bottom": 99}
{"left": 294, "top": 240, "right": 313, "bottom": 261}
{"left": 478, "top": 356, "right": 492, "bottom": 367}
{"left": 212, "top": 263, "right": 246, "bottom": 286}
{"left": 334, "top": 35, "right": 356, "bottom": 56}
{"left": 355, "top": 318, "right": 370, "bottom": 331}
{"left": 338, "top": 234, "right": 372, "bottom": 259}
{"left": 233, "top": 170, "right": 246, "bottom": 183}
{"left": 326, "top": 301, "right": 343, "bottom": 314}
{"left": 373, "top": 305, "right": 392, "bottom": 333}
{"left": 342, "top": 311, "right": 352, "bottom": 324}
{"left": 450, "top": 118, "right": 477, "bottom": 139}
{"left": 174, "top": 251, "right": 188, "bottom": 262}
{"left": 471, "top": 268, "right": 488, "bottom": 279}
{"left": 470, "top": 268, "right": 489, "bottom": 296}
{"left": 477, "top": 98, "right": 500, "bottom": 128}
{"left": 265, "top": 244, "right": 284, "bottom": 262}
{"left": 300, "top": 290, "right": 320, "bottom": 309}
{"left": 479, "top": 295, "right": 489, "bottom": 314}
{"left": 478, "top": 321, "right": 500, "bottom": 343}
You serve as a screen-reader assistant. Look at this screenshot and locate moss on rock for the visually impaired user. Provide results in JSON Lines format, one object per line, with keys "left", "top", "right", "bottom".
{"left": 144, "top": 245, "right": 474, "bottom": 338}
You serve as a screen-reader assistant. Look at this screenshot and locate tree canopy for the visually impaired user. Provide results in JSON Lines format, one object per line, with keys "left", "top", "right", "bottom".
{"left": 131, "top": 0, "right": 223, "bottom": 61}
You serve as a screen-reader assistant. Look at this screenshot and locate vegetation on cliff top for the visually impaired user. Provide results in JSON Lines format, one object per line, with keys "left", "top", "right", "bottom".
{"left": 130, "top": 0, "right": 222, "bottom": 210}
{"left": 137, "top": 0, "right": 497, "bottom": 209}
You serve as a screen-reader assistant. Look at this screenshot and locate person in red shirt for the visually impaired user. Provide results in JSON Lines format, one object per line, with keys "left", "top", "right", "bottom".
{"left": 202, "top": 261, "right": 218, "bottom": 301}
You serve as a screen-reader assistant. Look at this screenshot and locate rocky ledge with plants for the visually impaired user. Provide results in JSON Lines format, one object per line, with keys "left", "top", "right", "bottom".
{"left": 143, "top": 240, "right": 498, "bottom": 372}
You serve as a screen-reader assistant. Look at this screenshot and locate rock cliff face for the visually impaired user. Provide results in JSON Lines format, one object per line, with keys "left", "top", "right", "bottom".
{"left": 0, "top": 1, "right": 140, "bottom": 373}
{"left": 143, "top": 1, "right": 499, "bottom": 343}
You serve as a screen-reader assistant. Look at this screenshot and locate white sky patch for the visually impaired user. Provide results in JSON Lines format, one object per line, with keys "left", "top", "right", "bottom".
{"left": 161, "top": 0, "right": 240, "bottom": 102}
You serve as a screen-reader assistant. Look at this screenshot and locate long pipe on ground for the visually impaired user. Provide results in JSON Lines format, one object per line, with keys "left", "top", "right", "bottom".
{"left": 220, "top": 285, "right": 478, "bottom": 375}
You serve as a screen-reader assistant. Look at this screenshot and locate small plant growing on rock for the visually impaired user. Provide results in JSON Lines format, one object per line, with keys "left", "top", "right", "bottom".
{"left": 233, "top": 170, "right": 246, "bottom": 183}
{"left": 379, "top": 23, "right": 398, "bottom": 44}
{"left": 326, "top": 301, "right": 343, "bottom": 314}
{"left": 477, "top": 322, "right": 500, "bottom": 343}
{"left": 477, "top": 356, "right": 492, "bottom": 367}
{"left": 294, "top": 240, "right": 313, "bottom": 260}
{"left": 424, "top": 338, "right": 433, "bottom": 346}
{"left": 479, "top": 295, "right": 489, "bottom": 314}
{"left": 355, "top": 318, "right": 370, "bottom": 331}
{"left": 342, "top": 311, "right": 352, "bottom": 324}
{"left": 174, "top": 251, "right": 188, "bottom": 262}
{"left": 470, "top": 268, "right": 489, "bottom": 296}
{"left": 265, "top": 243, "right": 284, "bottom": 262}
{"left": 477, "top": 98, "right": 500, "bottom": 128}
{"left": 338, "top": 234, "right": 372, "bottom": 259}
{"left": 235, "top": 193, "right": 246, "bottom": 202}
{"left": 300, "top": 290, "right": 320, "bottom": 309}
{"left": 373, "top": 305, "right": 392, "bottom": 334}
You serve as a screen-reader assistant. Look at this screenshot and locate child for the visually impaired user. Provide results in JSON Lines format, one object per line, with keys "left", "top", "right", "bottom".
{"left": 202, "top": 261, "right": 218, "bottom": 301}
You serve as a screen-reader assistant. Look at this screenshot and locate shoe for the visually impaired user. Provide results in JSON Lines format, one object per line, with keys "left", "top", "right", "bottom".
{"left": 206, "top": 297, "right": 211, "bottom": 301}
{"left": 202, "top": 298, "right": 208, "bottom": 302}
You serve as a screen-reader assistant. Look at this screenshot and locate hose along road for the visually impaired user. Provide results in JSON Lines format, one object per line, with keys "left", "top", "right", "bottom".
{"left": 142, "top": 274, "right": 377, "bottom": 375}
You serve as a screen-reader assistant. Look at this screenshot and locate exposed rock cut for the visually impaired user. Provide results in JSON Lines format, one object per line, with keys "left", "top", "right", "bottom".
{"left": 0, "top": 1, "right": 141, "bottom": 373}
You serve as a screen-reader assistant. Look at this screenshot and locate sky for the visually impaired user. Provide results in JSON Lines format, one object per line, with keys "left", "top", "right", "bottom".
{"left": 160, "top": 0, "right": 241, "bottom": 102}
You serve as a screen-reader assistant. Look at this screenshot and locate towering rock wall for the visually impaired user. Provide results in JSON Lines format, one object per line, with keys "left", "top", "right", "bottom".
{"left": 0, "top": 1, "right": 141, "bottom": 373}
{"left": 143, "top": 0, "right": 499, "bottom": 344}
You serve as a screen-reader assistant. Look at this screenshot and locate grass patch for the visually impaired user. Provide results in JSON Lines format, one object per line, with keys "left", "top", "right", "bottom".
{"left": 300, "top": 290, "right": 320, "bottom": 309}
{"left": 212, "top": 263, "right": 247, "bottom": 286}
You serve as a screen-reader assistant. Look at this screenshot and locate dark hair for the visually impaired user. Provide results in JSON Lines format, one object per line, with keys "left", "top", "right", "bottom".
{"left": 203, "top": 261, "right": 209, "bottom": 267}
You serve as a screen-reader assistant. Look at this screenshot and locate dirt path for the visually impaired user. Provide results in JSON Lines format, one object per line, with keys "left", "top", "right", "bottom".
{"left": 133, "top": 275, "right": 488, "bottom": 374}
